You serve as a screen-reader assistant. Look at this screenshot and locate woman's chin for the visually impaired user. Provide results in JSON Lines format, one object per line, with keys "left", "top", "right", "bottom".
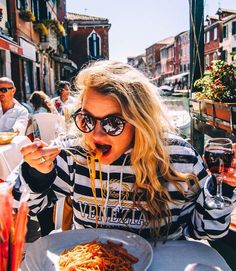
{"left": 100, "top": 150, "right": 115, "bottom": 165}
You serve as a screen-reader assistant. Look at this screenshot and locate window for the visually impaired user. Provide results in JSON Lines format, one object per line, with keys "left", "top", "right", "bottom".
{"left": 232, "top": 47, "right": 236, "bottom": 61}
{"left": 180, "top": 64, "right": 182, "bottom": 72}
{"left": 88, "top": 31, "right": 101, "bottom": 59}
{"left": 206, "top": 31, "right": 210, "bottom": 43}
{"left": 205, "top": 54, "right": 210, "bottom": 68}
{"left": 213, "top": 27, "right": 217, "bottom": 40}
{"left": 16, "top": 0, "right": 28, "bottom": 10}
{"left": 222, "top": 50, "right": 227, "bottom": 61}
{"left": 38, "top": 0, "right": 48, "bottom": 20}
{"left": 207, "top": 31, "right": 210, "bottom": 43}
{"left": 213, "top": 52, "right": 218, "bottom": 60}
{"left": 205, "top": 31, "right": 210, "bottom": 43}
{"left": 32, "top": 0, "right": 39, "bottom": 21}
{"left": 223, "top": 25, "right": 228, "bottom": 39}
{"left": 232, "top": 21, "right": 236, "bottom": 35}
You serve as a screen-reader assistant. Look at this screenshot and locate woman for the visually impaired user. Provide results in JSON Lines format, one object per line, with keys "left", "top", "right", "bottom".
{"left": 12, "top": 61, "right": 236, "bottom": 242}
{"left": 26, "top": 91, "right": 58, "bottom": 140}
{"left": 29, "top": 91, "right": 57, "bottom": 114}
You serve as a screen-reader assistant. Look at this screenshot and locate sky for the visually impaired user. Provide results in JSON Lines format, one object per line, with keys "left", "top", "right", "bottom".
{"left": 66, "top": 0, "right": 236, "bottom": 62}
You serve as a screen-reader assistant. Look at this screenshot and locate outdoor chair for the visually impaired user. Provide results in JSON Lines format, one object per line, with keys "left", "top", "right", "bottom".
{"left": 32, "top": 113, "right": 65, "bottom": 144}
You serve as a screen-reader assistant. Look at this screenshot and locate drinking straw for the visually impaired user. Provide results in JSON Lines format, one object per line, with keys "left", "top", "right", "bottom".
{"left": 11, "top": 201, "right": 29, "bottom": 271}
{"left": 0, "top": 183, "right": 14, "bottom": 271}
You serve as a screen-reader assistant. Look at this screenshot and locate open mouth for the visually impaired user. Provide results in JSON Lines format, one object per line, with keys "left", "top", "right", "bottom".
{"left": 95, "top": 144, "right": 112, "bottom": 155}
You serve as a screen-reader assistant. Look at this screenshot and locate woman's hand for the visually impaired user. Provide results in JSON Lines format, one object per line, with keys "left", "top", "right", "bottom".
{"left": 223, "top": 143, "right": 236, "bottom": 187}
{"left": 20, "top": 139, "right": 61, "bottom": 174}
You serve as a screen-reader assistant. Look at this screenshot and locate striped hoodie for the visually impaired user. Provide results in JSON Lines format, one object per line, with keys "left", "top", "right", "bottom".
{"left": 11, "top": 134, "right": 236, "bottom": 240}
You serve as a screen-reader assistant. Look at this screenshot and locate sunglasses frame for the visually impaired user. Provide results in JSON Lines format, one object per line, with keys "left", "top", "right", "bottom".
{"left": 0, "top": 87, "right": 14, "bottom": 93}
{"left": 72, "top": 108, "right": 126, "bottom": 136}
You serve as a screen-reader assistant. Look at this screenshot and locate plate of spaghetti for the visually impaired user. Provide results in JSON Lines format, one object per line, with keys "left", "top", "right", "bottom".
{"left": 24, "top": 228, "right": 153, "bottom": 271}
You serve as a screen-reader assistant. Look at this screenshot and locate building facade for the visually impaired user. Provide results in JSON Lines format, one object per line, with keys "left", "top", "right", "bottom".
{"left": 66, "top": 13, "right": 111, "bottom": 71}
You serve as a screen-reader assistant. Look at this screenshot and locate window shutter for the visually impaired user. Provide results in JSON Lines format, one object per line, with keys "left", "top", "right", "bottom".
{"left": 232, "top": 21, "right": 236, "bottom": 35}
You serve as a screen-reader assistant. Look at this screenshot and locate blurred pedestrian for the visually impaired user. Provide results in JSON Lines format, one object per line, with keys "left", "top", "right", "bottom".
{"left": 26, "top": 91, "right": 59, "bottom": 140}
{"left": 51, "top": 81, "right": 75, "bottom": 114}
{"left": 0, "top": 77, "right": 29, "bottom": 135}
{"left": 29, "top": 90, "right": 57, "bottom": 114}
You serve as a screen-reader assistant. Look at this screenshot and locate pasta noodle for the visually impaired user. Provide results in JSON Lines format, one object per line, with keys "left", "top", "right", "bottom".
{"left": 86, "top": 149, "right": 106, "bottom": 224}
{"left": 59, "top": 240, "right": 139, "bottom": 271}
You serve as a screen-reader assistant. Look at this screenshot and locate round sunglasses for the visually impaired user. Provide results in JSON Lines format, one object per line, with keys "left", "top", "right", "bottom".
{"left": 72, "top": 109, "right": 126, "bottom": 136}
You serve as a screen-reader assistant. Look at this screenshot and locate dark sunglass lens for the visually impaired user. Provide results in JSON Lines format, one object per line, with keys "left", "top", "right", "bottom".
{"left": 0, "top": 88, "right": 8, "bottom": 93}
{"left": 102, "top": 116, "right": 124, "bottom": 135}
{"left": 76, "top": 113, "right": 95, "bottom": 132}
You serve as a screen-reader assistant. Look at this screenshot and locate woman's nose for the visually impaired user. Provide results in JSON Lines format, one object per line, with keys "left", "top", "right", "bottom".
{"left": 92, "top": 121, "right": 106, "bottom": 137}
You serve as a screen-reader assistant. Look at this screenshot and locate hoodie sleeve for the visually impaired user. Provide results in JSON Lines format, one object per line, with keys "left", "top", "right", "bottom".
{"left": 170, "top": 141, "right": 236, "bottom": 240}
{"left": 9, "top": 150, "right": 74, "bottom": 216}
{"left": 12, "top": 105, "right": 29, "bottom": 135}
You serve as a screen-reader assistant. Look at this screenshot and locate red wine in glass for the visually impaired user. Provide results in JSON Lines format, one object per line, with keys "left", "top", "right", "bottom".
{"left": 204, "top": 138, "right": 234, "bottom": 209}
{"left": 204, "top": 147, "right": 234, "bottom": 174}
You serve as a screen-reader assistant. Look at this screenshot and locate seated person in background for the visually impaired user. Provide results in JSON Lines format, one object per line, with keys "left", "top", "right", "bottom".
{"left": 51, "top": 81, "right": 75, "bottom": 114}
{"left": 26, "top": 90, "right": 60, "bottom": 140}
{"left": 10, "top": 60, "right": 236, "bottom": 242}
{"left": 0, "top": 77, "right": 29, "bottom": 135}
{"left": 29, "top": 90, "right": 57, "bottom": 114}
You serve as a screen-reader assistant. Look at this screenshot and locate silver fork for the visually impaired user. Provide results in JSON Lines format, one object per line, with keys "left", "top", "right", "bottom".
{"left": 50, "top": 133, "right": 87, "bottom": 164}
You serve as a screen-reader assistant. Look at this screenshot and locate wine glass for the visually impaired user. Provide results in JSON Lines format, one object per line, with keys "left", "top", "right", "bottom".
{"left": 204, "top": 138, "right": 234, "bottom": 209}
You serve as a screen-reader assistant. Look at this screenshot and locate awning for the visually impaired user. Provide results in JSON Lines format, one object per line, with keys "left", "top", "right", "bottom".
{"left": 164, "top": 72, "right": 189, "bottom": 82}
{"left": 0, "top": 36, "right": 23, "bottom": 56}
{"left": 150, "top": 74, "right": 162, "bottom": 81}
{"left": 52, "top": 55, "right": 77, "bottom": 69}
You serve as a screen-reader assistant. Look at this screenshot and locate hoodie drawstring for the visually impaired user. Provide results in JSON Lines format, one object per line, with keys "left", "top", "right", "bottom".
{"left": 104, "top": 165, "right": 110, "bottom": 216}
{"left": 114, "top": 154, "right": 129, "bottom": 211}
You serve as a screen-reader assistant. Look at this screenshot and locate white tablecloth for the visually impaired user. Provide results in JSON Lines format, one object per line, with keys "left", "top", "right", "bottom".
{"left": 149, "top": 240, "right": 231, "bottom": 270}
{"left": 0, "top": 136, "right": 31, "bottom": 180}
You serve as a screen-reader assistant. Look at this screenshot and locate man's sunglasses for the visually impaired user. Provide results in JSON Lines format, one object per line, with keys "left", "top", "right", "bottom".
{"left": 72, "top": 109, "right": 126, "bottom": 136}
{"left": 0, "top": 87, "right": 14, "bottom": 93}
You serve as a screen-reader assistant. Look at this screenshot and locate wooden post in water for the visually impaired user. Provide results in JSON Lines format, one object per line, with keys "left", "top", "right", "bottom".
{"left": 189, "top": 0, "right": 205, "bottom": 154}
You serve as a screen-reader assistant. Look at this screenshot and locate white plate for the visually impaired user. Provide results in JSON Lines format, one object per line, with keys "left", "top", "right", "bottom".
{"left": 25, "top": 228, "right": 153, "bottom": 271}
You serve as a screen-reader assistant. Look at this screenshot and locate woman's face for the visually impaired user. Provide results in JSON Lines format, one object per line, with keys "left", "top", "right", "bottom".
{"left": 81, "top": 87, "right": 135, "bottom": 164}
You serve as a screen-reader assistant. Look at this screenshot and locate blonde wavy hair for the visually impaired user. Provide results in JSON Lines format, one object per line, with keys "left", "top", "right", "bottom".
{"left": 74, "top": 60, "right": 199, "bottom": 240}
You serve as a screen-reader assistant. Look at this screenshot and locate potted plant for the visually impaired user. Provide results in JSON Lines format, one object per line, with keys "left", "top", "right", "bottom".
{"left": 44, "top": 19, "right": 65, "bottom": 37}
{"left": 194, "top": 60, "right": 236, "bottom": 102}
{"left": 190, "top": 60, "right": 236, "bottom": 133}
{"left": 19, "top": 10, "right": 36, "bottom": 22}
{"left": 34, "top": 22, "right": 49, "bottom": 36}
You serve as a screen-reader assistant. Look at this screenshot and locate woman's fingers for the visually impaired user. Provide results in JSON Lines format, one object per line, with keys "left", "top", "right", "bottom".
{"left": 20, "top": 139, "right": 61, "bottom": 173}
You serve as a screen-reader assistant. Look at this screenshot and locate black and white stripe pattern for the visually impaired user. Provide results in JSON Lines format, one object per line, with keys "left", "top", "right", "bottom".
{"left": 12, "top": 135, "right": 236, "bottom": 240}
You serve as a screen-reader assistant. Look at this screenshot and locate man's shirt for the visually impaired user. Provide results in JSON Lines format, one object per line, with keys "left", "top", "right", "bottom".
{"left": 0, "top": 99, "right": 29, "bottom": 135}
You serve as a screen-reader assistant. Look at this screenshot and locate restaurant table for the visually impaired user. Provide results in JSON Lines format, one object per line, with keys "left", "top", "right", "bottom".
{"left": 20, "top": 239, "right": 231, "bottom": 271}
{"left": 148, "top": 240, "right": 231, "bottom": 271}
{"left": 0, "top": 136, "right": 31, "bottom": 180}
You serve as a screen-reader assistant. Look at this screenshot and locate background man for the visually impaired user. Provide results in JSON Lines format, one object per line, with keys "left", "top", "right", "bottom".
{"left": 51, "top": 81, "right": 75, "bottom": 114}
{"left": 0, "top": 77, "right": 29, "bottom": 135}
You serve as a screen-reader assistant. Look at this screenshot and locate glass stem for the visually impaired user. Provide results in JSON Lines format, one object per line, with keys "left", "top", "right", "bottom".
{"left": 215, "top": 174, "right": 224, "bottom": 201}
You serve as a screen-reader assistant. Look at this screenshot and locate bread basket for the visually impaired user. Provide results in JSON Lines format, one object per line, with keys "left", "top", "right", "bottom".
{"left": 0, "top": 132, "right": 17, "bottom": 145}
